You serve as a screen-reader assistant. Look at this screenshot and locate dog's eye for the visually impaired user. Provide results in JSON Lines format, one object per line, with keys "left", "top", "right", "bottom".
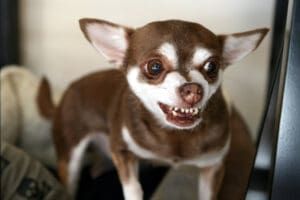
{"left": 146, "top": 60, "right": 164, "bottom": 76}
{"left": 203, "top": 61, "right": 219, "bottom": 77}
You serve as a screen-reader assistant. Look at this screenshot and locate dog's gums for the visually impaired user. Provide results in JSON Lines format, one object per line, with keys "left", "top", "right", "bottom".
{"left": 158, "top": 102, "right": 201, "bottom": 126}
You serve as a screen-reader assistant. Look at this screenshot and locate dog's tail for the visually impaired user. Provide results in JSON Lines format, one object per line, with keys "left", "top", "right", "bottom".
{"left": 36, "top": 77, "right": 56, "bottom": 119}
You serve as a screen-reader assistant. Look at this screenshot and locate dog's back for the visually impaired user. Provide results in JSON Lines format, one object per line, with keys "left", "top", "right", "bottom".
{"left": 51, "top": 69, "right": 126, "bottom": 185}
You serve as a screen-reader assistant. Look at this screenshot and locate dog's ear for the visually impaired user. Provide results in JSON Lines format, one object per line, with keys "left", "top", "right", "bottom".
{"left": 218, "top": 28, "right": 269, "bottom": 66}
{"left": 79, "top": 18, "right": 133, "bottom": 66}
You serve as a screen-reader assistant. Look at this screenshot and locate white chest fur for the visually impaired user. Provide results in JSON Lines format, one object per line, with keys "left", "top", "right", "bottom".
{"left": 122, "top": 127, "right": 230, "bottom": 168}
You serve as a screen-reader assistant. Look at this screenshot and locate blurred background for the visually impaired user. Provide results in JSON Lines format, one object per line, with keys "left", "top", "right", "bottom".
{"left": 17, "top": 0, "right": 274, "bottom": 137}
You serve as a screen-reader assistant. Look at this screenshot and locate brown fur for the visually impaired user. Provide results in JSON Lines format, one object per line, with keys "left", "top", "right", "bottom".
{"left": 37, "top": 78, "right": 55, "bottom": 119}
{"left": 125, "top": 20, "right": 222, "bottom": 76}
{"left": 52, "top": 69, "right": 229, "bottom": 163}
{"left": 219, "top": 108, "right": 255, "bottom": 200}
{"left": 49, "top": 69, "right": 252, "bottom": 198}
{"left": 40, "top": 19, "right": 267, "bottom": 199}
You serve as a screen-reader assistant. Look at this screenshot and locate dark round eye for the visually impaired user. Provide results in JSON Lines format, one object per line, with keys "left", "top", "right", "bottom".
{"left": 147, "top": 59, "right": 164, "bottom": 76}
{"left": 203, "top": 61, "right": 219, "bottom": 77}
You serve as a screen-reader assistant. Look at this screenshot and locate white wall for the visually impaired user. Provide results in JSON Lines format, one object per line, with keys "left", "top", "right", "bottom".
{"left": 20, "top": 0, "right": 275, "bottom": 137}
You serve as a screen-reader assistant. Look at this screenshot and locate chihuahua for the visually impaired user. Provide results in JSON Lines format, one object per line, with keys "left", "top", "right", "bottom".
{"left": 42, "top": 18, "right": 268, "bottom": 200}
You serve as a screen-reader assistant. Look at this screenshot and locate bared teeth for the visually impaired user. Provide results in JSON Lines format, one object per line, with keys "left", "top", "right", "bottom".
{"left": 168, "top": 106, "right": 200, "bottom": 116}
{"left": 160, "top": 102, "right": 201, "bottom": 117}
{"left": 193, "top": 108, "right": 199, "bottom": 115}
{"left": 172, "top": 111, "right": 178, "bottom": 116}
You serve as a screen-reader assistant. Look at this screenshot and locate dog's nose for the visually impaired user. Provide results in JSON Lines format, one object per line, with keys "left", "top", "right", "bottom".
{"left": 179, "top": 83, "right": 203, "bottom": 106}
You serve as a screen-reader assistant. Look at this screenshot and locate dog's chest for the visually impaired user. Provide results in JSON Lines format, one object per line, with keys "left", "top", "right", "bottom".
{"left": 122, "top": 126, "right": 230, "bottom": 168}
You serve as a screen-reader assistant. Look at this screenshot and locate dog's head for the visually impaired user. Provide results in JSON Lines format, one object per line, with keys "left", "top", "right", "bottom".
{"left": 80, "top": 18, "right": 268, "bottom": 130}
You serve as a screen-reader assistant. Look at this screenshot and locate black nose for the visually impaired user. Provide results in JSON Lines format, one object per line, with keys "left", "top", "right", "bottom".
{"left": 179, "top": 83, "right": 203, "bottom": 106}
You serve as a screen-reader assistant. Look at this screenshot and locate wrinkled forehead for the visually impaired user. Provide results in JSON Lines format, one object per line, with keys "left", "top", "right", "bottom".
{"left": 127, "top": 20, "right": 221, "bottom": 66}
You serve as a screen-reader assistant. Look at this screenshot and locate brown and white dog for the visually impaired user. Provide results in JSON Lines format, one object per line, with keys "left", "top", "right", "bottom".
{"left": 45, "top": 18, "right": 268, "bottom": 199}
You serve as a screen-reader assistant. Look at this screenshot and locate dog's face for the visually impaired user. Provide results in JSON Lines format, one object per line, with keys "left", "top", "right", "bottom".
{"left": 80, "top": 19, "right": 268, "bottom": 129}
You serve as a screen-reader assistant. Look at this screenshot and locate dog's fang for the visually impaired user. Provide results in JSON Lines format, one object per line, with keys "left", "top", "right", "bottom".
{"left": 194, "top": 109, "right": 199, "bottom": 115}
{"left": 172, "top": 111, "right": 178, "bottom": 116}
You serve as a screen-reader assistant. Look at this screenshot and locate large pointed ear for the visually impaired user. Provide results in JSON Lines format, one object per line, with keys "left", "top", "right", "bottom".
{"left": 218, "top": 28, "right": 269, "bottom": 66}
{"left": 79, "top": 18, "right": 133, "bottom": 66}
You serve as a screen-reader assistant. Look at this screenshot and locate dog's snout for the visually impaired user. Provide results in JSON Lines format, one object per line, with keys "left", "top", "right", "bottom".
{"left": 179, "top": 83, "right": 203, "bottom": 106}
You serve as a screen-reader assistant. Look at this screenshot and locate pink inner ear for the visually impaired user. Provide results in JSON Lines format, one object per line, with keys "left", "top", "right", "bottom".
{"left": 86, "top": 23, "right": 128, "bottom": 64}
{"left": 225, "top": 48, "right": 248, "bottom": 63}
{"left": 92, "top": 39, "right": 125, "bottom": 63}
{"left": 222, "top": 33, "right": 263, "bottom": 65}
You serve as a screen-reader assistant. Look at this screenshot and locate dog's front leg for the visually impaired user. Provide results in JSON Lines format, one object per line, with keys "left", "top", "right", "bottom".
{"left": 199, "top": 163, "right": 225, "bottom": 200}
{"left": 111, "top": 150, "right": 143, "bottom": 200}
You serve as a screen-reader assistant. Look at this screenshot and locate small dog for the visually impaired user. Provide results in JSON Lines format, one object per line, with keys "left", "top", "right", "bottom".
{"left": 42, "top": 19, "right": 268, "bottom": 199}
